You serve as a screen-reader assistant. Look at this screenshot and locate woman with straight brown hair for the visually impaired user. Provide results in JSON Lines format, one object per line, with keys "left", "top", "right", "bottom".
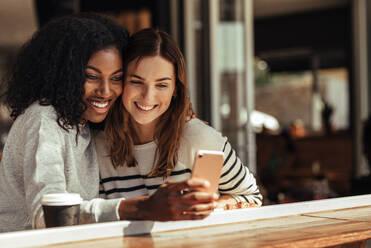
{"left": 96, "top": 28, "right": 262, "bottom": 221}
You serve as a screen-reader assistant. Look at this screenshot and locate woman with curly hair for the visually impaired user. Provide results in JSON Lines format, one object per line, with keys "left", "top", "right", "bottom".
{"left": 96, "top": 28, "right": 262, "bottom": 221}
{"left": 0, "top": 14, "right": 129, "bottom": 232}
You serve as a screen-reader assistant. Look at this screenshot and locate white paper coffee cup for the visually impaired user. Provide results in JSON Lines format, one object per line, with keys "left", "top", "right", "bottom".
{"left": 41, "top": 193, "right": 83, "bottom": 228}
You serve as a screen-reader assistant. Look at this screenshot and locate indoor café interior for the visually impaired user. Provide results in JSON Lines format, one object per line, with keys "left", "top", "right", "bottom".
{"left": 0, "top": 0, "right": 370, "bottom": 247}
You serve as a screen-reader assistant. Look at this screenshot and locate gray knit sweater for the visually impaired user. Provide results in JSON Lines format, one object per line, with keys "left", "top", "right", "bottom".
{"left": 0, "top": 102, "right": 121, "bottom": 233}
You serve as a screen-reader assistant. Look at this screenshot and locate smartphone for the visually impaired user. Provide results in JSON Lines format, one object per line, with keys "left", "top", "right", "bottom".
{"left": 191, "top": 150, "right": 224, "bottom": 193}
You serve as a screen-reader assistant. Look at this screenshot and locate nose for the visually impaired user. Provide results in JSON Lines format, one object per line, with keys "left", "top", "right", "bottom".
{"left": 141, "top": 85, "right": 154, "bottom": 102}
{"left": 96, "top": 78, "right": 111, "bottom": 97}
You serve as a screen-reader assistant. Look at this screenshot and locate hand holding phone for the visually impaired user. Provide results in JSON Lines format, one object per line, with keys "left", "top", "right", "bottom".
{"left": 191, "top": 150, "right": 224, "bottom": 193}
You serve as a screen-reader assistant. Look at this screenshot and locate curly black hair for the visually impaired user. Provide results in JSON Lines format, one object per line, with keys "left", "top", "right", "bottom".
{"left": 2, "top": 13, "right": 129, "bottom": 131}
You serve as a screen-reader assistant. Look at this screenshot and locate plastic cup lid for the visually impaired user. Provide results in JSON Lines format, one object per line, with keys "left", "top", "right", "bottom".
{"left": 41, "top": 193, "right": 83, "bottom": 206}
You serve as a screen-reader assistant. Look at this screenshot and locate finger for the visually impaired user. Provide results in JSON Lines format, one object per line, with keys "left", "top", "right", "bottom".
{"left": 169, "top": 178, "right": 210, "bottom": 192}
{"left": 161, "top": 203, "right": 215, "bottom": 221}
{"left": 166, "top": 200, "right": 215, "bottom": 216}
{"left": 177, "top": 210, "right": 213, "bottom": 221}
{"left": 184, "top": 202, "right": 217, "bottom": 213}
{"left": 187, "top": 178, "right": 210, "bottom": 188}
{"left": 182, "top": 192, "right": 219, "bottom": 203}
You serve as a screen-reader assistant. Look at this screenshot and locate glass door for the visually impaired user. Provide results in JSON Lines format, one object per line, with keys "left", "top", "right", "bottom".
{"left": 184, "top": 0, "right": 256, "bottom": 173}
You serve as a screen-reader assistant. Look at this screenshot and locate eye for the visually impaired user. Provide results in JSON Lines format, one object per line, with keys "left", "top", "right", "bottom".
{"left": 156, "top": 83, "right": 168, "bottom": 88}
{"left": 111, "top": 75, "right": 123, "bottom": 82}
{"left": 86, "top": 74, "right": 98, "bottom": 80}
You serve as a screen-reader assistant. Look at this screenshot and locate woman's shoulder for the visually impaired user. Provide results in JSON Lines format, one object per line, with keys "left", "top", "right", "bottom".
{"left": 12, "top": 102, "right": 59, "bottom": 133}
{"left": 21, "top": 102, "right": 57, "bottom": 122}
{"left": 5, "top": 102, "right": 64, "bottom": 150}
{"left": 184, "top": 118, "right": 222, "bottom": 137}
{"left": 182, "top": 118, "right": 227, "bottom": 151}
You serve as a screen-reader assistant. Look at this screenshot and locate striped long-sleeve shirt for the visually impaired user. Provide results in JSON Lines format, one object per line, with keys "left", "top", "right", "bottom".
{"left": 96, "top": 118, "right": 262, "bottom": 206}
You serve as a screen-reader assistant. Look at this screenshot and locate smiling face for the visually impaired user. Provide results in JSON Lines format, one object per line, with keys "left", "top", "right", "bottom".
{"left": 122, "top": 55, "right": 176, "bottom": 136}
{"left": 82, "top": 47, "right": 123, "bottom": 123}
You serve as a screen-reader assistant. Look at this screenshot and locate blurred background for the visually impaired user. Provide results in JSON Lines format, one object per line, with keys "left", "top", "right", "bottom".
{"left": 0, "top": 0, "right": 370, "bottom": 205}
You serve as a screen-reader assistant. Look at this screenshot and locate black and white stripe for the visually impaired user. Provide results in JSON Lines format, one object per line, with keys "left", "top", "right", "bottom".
{"left": 218, "top": 141, "right": 262, "bottom": 205}
{"left": 99, "top": 169, "right": 192, "bottom": 196}
{"left": 97, "top": 119, "right": 262, "bottom": 206}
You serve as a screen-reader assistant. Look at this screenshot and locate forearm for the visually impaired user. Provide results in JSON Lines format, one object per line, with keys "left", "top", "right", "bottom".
{"left": 217, "top": 194, "right": 259, "bottom": 210}
{"left": 216, "top": 194, "right": 238, "bottom": 209}
{"left": 218, "top": 194, "right": 238, "bottom": 204}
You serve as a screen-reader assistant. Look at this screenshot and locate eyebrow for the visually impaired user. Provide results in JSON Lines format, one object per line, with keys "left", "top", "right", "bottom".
{"left": 130, "top": 74, "right": 172, "bottom": 82}
{"left": 86, "top": 66, "right": 123, "bottom": 74}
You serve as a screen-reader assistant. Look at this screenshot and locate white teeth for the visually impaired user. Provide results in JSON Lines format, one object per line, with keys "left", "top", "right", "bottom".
{"left": 90, "top": 101, "right": 109, "bottom": 108}
{"left": 136, "top": 103, "right": 155, "bottom": 111}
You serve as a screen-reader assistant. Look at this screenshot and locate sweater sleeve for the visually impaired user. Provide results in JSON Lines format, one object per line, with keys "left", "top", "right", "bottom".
{"left": 23, "top": 112, "right": 67, "bottom": 228}
{"left": 21, "top": 109, "right": 120, "bottom": 229}
{"left": 218, "top": 141, "right": 263, "bottom": 206}
{"left": 183, "top": 120, "right": 262, "bottom": 206}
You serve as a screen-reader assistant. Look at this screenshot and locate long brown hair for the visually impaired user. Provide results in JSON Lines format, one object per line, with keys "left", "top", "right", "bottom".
{"left": 105, "top": 28, "right": 192, "bottom": 177}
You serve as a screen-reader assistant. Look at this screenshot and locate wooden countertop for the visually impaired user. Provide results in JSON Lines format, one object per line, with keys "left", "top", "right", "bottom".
{"left": 1, "top": 194, "right": 370, "bottom": 248}
{"left": 43, "top": 205, "right": 371, "bottom": 248}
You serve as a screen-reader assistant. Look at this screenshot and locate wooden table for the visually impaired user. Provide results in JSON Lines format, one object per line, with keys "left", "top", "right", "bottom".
{"left": 1, "top": 195, "right": 371, "bottom": 248}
